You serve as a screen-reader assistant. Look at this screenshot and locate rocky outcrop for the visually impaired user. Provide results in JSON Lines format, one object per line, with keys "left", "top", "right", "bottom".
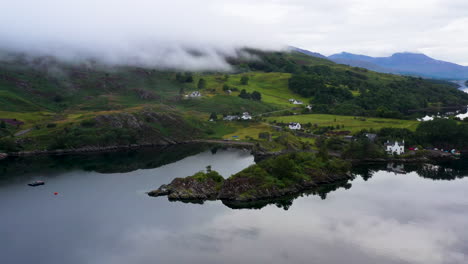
{"left": 148, "top": 171, "right": 351, "bottom": 202}
{"left": 148, "top": 177, "right": 222, "bottom": 200}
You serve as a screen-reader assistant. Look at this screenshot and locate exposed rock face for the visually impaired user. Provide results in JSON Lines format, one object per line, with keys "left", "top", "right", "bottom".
{"left": 148, "top": 177, "right": 223, "bottom": 200}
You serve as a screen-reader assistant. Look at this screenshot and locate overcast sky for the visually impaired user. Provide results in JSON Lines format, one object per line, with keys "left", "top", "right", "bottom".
{"left": 1, "top": 0, "right": 468, "bottom": 69}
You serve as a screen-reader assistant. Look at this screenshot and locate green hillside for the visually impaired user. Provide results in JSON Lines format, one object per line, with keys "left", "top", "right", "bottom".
{"left": 1, "top": 49, "right": 467, "bottom": 152}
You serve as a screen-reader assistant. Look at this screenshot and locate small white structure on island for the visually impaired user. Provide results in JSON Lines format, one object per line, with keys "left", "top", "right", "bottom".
{"left": 417, "top": 115, "right": 434, "bottom": 122}
{"left": 188, "top": 91, "right": 202, "bottom": 98}
{"left": 384, "top": 140, "right": 405, "bottom": 155}
{"left": 241, "top": 112, "right": 252, "bottom": 120}
{"left": 289, "top": 122, "right": 301, "bottom": 130}
{"left": 456, "top": 106, "right": 468, "bottom": 120}
{"left": 306, "top": 105, "right": 313, "bottom": 110}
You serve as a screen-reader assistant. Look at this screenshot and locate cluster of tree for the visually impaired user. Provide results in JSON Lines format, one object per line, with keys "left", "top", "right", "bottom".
{"left": 197, "top": 78, "right": 206, "bottom": 89}
{"left": 240, "top": 76, "right": 249, "bottom": 85}
{"left": 222, "top": 84, "right": 239, "bottom": 92}
{"left": 175, "top": 72, "right": 194, "bottom": 83}
{"left": 238, "top": 89, "right": 262, "bottom": 101}
{"left": 233, "top": 152, "right": 350, "bottom": 188}
{"left": 0, "top": 137, "right": 19, "bottom": 152}
{"left": 48, "top": 127, "right": 138, "bottom": 150}
{"left": 289, "top": 73, "right": 468, "bottom": 117}
{"left": 356, "top": 119, "right": 468, "bottom": 150}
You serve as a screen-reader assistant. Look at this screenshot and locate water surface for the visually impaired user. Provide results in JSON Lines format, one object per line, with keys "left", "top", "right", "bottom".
{"left": 1, "top": 146, "right": 467, "bottom": 264}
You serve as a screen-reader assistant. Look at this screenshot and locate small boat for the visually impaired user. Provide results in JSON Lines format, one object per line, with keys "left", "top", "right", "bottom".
{"left": 28, "top": 180, "right": 45, "bottom": 187}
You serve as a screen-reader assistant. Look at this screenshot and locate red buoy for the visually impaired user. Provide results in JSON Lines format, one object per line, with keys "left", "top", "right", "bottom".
{"left": 54, "top": 192, "right": 58, "bottom": 195}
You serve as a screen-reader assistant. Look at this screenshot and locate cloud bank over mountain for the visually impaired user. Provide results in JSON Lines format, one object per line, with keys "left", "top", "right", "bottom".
{"left": 0, "top": 0, "right": 284, "bottom": 70}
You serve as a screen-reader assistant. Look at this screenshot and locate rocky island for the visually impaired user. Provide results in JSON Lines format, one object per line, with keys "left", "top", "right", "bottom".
{"left": 148, "top": 152, "right": 352, "bottom": 203}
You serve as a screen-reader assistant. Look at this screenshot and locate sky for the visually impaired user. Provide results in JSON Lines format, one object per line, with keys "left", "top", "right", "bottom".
{"left": 1, "top": 0, "right": 468, "bottom": 69}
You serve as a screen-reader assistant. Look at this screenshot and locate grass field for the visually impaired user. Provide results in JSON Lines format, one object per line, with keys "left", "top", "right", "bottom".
{"left": 223, "top": 122, "right": 274, "bottom": 140}
{"left": 267, "top": 114, "right": 419, "bottom": 132}
{"left": 203, "top": 72, "right": 309, "bottom": 108}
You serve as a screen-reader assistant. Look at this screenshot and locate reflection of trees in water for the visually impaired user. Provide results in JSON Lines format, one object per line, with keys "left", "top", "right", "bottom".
{"left": 351, "top": 159, "right": 468, "bottom": 181}
{"left": 0, "top": 144, "right": 214, "bottom": 181}
{"left": 416, "top": 161, "right": 468, "bottom": 180}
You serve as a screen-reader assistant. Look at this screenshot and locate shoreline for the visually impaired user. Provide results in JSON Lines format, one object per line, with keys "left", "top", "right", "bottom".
{"left": 1, "top": 139, "right": 459, "bottom": 164}
{"left": 0, "top": 139, "right": 254, "bottom": 160}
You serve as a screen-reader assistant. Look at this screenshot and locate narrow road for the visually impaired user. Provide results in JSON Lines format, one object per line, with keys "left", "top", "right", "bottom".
{"left": 14, "top": 128, "right": 32, "bottom": 137}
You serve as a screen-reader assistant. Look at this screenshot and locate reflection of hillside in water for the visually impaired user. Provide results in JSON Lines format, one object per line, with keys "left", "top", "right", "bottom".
{"left": 0, "top": 144, "right": 212, "bottom": 180}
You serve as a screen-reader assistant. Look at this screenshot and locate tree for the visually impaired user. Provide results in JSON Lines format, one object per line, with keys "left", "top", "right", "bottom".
{"left": 175, "top": 73, "right": 183, "bottom": 82}
{"left": 197, "top": 78, "right": 206, "bottom": 89}
{"left": 0, "top": 137, "right": 18, "bottom": 152}
{"left": 240, "top": 75, "right": 249, "bottom": 85}
{"left": 209, "top": 112, "right": 218, "bottom": 120}
{"left": 251, "top": 91, "right": 262, "bottom": 101}
{"left": 206, "top": 165, "right": 212, "bottom": 173}
{"left": 0, "top": 120, "right": 5, "bottom": 129}
{"left": 179, "top": 87, "right": 185, "bottom": 95}
{"left": 238, "top": 89, "right": 251, "bottom": 99}
{"left": 185, "top": 73, "right": 193, "bottom": 83}
{"left": 222, "top": 84, "right": 230, "bottom": 91}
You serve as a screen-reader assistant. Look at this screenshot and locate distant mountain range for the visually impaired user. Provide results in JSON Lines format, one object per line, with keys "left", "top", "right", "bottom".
{"left": 291, "top": 46, "right": 468, "bottom": 80}
{"left": 328, "top": 52, "right": 468, "bottom": 80}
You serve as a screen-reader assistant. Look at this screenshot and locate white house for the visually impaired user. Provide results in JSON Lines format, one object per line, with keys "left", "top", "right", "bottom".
{"left": 288, "top": 99, "right": 295, "bottom": 102}
{"left": 241, "top": 112, "right": 252, "bottom": 120}
{"left": 456, "top": 106, "right": 468, "bottom": 120}
{"left": 289, "top": 122, "right": 301, "bottom": 130}
{"left": 292, "top": 100, "right": 303, "bottom": 105}
{"left": 305, "top": 105, "right": 313, "bottom": 110}
{"left": 417, "top": 115, "right": 434, "bottom": 122}
{"left": 384, "top": 140, "right": 405, "bottom": 155}
{"left": 188, "top": 91, "right": 202, "bottom": 98}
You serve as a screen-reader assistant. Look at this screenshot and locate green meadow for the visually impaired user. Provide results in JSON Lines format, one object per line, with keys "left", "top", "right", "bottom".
{"left": 267, "top": 114, "right": 419, "bottom": 132}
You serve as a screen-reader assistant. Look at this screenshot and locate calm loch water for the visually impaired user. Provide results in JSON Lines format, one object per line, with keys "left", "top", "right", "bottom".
{"left": 0, "top": 145, "right": 467, "bottom": 264}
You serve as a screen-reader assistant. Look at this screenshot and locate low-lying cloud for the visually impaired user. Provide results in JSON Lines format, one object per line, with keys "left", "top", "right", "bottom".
{"left": 0, "top": 0, "right": 283, "bottom": 70}
{"left": 1, "top": 0, "right": 468, "bottom": 69}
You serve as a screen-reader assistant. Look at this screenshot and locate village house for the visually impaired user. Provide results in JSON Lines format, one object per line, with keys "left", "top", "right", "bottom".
{"left": 188, "top": 91, "right": 202, "bottom": 98}
{"left": 365, "top": 133, "right": 377, "bottom": 142}
{"left": 289, "top": 122, "right": 301, "bottom": 130}
{"left": 456, "top": 106, "right": 468, "bottom": 120}
{"left": 241, "top": 112, "right": 252, "bottom": 120}
{"left": 305, "top": 105, "right": 312, "bottom": 110}
{"left": 384, "top": 140, "right": 405, "bottom": 155}
{"left": 417, "top": 115, "right": 434, "bottom": 122}
{"left": 288, "top": 98, "right": 303, "bottom": 105}
{"left": 223, "top": 115, "right": 239, "bottom": 121}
